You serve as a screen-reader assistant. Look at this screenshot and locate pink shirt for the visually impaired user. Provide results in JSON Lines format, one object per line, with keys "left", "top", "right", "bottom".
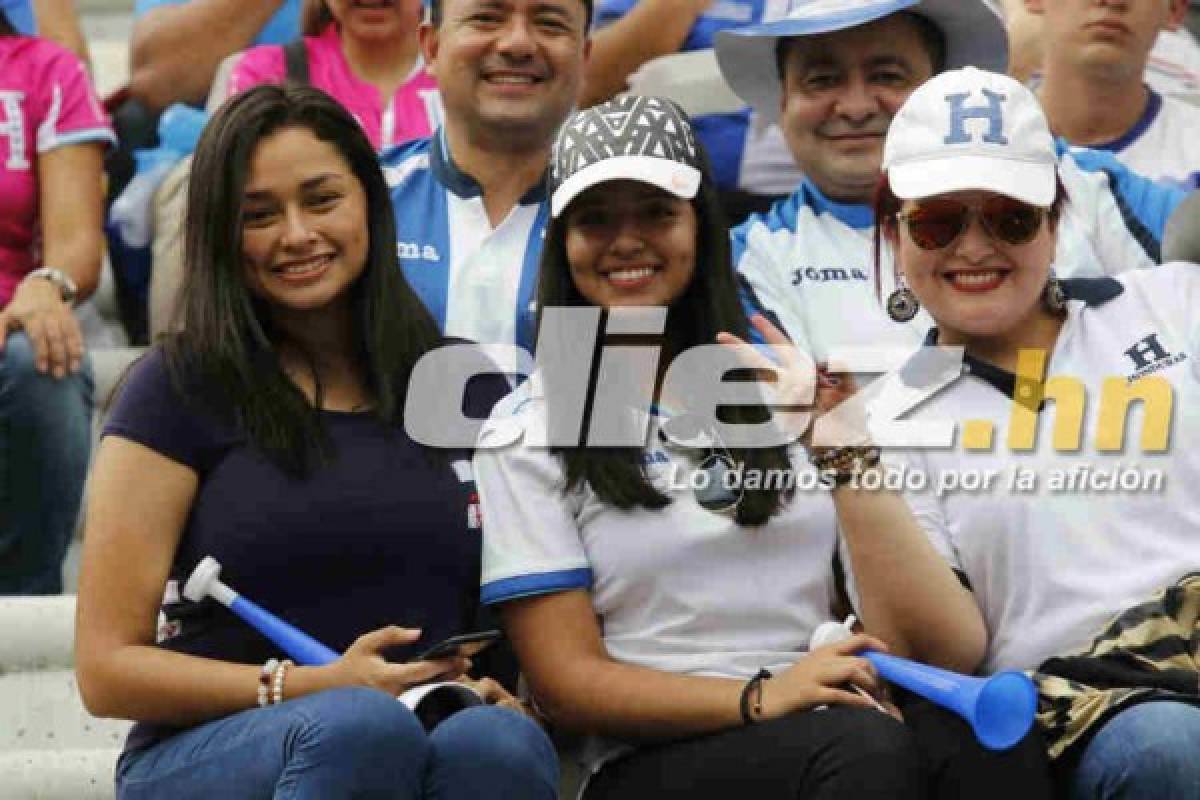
{"left": 229, "top": 24, "right": 441, "bottom": 152}
{"left": 0, "top": 36, "right": 114, "bottom": 306}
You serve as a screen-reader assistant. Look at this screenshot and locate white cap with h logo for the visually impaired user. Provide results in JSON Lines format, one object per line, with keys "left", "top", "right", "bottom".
{"left": 883, "top": 67, "right": 1058, "bottom": 207}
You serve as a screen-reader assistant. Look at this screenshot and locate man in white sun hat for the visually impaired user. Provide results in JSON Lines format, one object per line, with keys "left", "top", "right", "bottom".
{"left": 712, "top": 0, "right": 1189, "bottom": 363}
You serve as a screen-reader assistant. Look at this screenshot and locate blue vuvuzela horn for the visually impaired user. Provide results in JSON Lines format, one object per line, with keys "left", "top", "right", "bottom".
{"left": 811, "top": 619, "right": 1037, "bottom": 751}
{"left": 183, "top": 556, "right": 340, "bottom": 666}
{"left": 864, "top": 651, "right": 1037, "bottom": 751}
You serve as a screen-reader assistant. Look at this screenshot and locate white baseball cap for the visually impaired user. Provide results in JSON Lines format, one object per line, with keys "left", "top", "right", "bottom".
{"left": 883, "top": 67, "right": 1058, "bottom": 206}
{"left": 714, "top": 0, "right": 1007, "bottom": 124}
{"left": 549, "top": 95, "right": 704, "bottom": 218}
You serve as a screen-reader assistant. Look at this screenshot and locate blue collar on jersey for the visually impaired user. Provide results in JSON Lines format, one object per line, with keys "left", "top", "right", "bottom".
{"left": 921, "top": 276, "right": 1124, "bottom": 352}
{"left": 919, "top": 277, "right": 1124, "bottom": 403}
{"left": 1091, "top": 89, "right": 1163, "bottom": 155}
{"left": 431, "top": 128, "right": 548, "bottom": 205}
{"left": 801, "top": 178, "right": 876, "bottom": 230}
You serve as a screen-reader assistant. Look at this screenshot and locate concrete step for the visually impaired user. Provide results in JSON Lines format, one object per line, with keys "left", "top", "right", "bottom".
{"left": 0, "top": 749, "right": 121, "bottom": 799}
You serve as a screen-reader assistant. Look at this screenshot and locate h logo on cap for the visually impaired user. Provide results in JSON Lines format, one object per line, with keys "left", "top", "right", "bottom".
{"left": 943, "top": 90, "right": 1008, "bottom": 147}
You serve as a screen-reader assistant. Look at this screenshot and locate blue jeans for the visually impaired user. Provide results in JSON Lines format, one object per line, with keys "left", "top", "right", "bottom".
{"left": 1069, "top": 700, "right": 1200, "bottom": 800}
{"left": 116, "top": 687, "right": 559, "bottom": 800}
{"left": 0, "top": 332, "right": 92, "bottom": 594}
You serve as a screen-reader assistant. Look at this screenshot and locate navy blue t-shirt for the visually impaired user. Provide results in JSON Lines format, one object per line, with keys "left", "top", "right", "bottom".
{"left": 103, "top": 346, "right": 504, "bottom": 750}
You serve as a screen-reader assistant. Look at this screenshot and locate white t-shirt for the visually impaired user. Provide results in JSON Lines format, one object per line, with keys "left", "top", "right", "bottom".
{"left": 1145, "top": 26, "right": 1200, "bottom": 106}
{"left": 475, "top": 379, "right": 843, "bottom": 771}
{"left": 887, "top": 266, "right": 1200, "bottom": 674}
{"left": 733, "top": 148, "right": 1185, "bottom": 363}
{"left": 1075, "top": 89, "right": 1200, "bottom": 191}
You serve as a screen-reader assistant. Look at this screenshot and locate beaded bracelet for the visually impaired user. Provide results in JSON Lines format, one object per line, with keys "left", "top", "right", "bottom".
{"left": 810, "top": 445, "right": 882, "bottom": 486}
{"left": 257, "top": 658, "right": 280, "bottom": 708}
{"left": 271, "top": 659, "right": 294, "bottom": 706}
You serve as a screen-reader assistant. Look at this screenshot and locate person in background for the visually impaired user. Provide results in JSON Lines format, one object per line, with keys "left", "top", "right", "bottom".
{"left": 75, "top": 84, "right": 557, "bottom": 798}
{"left": 228, "top": 0, "right": 440, "bottom": 151}
{"left": 8, "top": 0, "right": 92, "bottom": 66}
{"left": 0, "top": 4, "right": 113, "bottom": 594}
{"left": 872, "top": 65, "right": 1200, "bottom": 799}
{"left": 130, "top": 0, "right": 302, "bottom": 111}
{"left": 476, "top": 94, "right": 1053, "bottom": 800}
{"left": 1001, "top": 0, "right": 1200, "bottom": 101}
{"left": 580, "top": 0, "right": 800, "bottom": 223}
{"left": 713, "top": 0, "right": 1187, "bottom": 365}
{"left": 1025, "top": 0, "right": 1200, "bottom": 190}
{"left": 383, "top": 0, "right": 591, "bottom": 373}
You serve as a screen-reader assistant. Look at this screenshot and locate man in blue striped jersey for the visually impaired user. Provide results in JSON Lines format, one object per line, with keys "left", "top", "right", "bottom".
{"left": 383, "top": 0, "right": 593, "bottom": 371}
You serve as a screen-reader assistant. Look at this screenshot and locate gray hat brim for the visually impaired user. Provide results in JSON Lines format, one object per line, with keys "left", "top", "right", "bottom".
{"left": 715, "top": 0, "right": 1009, "bottom": 123}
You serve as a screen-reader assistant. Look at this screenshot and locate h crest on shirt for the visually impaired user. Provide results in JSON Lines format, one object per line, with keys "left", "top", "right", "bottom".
{"left": 1124, "top": 333, "right": 1188, "bottom": 383}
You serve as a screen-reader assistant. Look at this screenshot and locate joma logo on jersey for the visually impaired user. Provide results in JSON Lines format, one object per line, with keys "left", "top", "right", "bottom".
{"left": 790, "top": 266, "right": 869, "bottom": 286}
{"left": 1124, "top": 333, "right": 1188, "bottom": 383}
{"left": 396, "top": 241, "right": 440, "bottom": 261}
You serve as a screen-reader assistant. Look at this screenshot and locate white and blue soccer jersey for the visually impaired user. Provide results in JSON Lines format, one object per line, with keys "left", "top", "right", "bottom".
{"left": 475, "top": 376, "right": 843, "bottom": 773}
{"left": 1073, "top": 89, "right": 1200, "bottom": 191}
{"left": 383, "top": 131, "right": 548, "bottom": 369}
{"left": 735, "top": 146, "right": 1187, "bottom": 361}
{"left": 595, "top": 0, "right": 801, "bottom": 194}
{"left": 887, "top": 267, "right": 1200, "bottom": 673}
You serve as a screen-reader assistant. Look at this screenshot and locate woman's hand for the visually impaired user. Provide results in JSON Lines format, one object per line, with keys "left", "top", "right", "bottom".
{"left": 756, "top": 633, "right": 892, "bottom": 720}
{"left": 457, "top": 676, "right": 530, "bottom": 715}
{"left": 1, "top": 277, "right": 84, "bottom": 378}
{"left": 717, "top": 314, "right": 869, "bottom": 450}
{"left": 328, "top": 626, "right": 471, "bottom": 696}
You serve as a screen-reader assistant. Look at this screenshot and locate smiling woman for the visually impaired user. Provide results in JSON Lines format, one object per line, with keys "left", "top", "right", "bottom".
{"left": 75, "top": 85, "right": 560, "bottom": 800}
{"left": 475, "top": 95, "right": 1055, "bottom": 800}
{"left": 228, "top": 0, "right": 439, "bottom": 151}
{"left": 239, "top": 127, "right": 370, "bottom": 319}
{"left": 871, "top": 66, "right": 1200, "bottom": 798}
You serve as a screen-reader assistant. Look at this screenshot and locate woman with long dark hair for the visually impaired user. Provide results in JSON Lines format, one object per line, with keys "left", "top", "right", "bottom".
{"left": 474, "top": 94, "right": 1052, "bottom": 799}
{"left": 74, "top": 84, "right": 557, "bottom": 799}
{"left": 0, "top": 3, "right": 112, "bottom": 593}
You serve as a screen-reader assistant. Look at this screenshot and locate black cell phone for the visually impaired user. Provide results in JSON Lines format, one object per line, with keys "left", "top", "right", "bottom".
{"left": 413, "top": 630, "right": 503, "bottom": 662}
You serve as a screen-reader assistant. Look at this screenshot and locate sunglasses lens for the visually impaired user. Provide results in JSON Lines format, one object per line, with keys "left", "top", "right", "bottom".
{"left": 982, "top": 197, "right": 1044, "bottom": 245}
{"left": 905, "top": 201, "right": 967, "bottom": 250}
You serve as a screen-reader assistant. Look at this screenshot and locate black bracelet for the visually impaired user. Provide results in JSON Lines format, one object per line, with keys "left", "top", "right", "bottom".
{"left": 739, "top": 668, "right": 772, "bottom": 724}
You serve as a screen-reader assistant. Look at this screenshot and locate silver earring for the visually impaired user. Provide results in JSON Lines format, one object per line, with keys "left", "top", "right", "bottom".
{"left": 1043, "top": 269, "right": 1067, "bottom": 314}
{"left": 887, "top": 278, "right": 920, "bottom": 323}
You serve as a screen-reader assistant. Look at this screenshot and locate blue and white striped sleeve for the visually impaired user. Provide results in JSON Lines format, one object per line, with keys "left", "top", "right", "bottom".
{"left": 732, "top": 216, "right": 812, "bottom": 352}
{"left": 474, "top": 399, "right": 592, "bottom": 606}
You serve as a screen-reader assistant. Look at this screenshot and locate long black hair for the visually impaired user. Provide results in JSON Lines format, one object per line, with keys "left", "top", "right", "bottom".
{"left": 163, "top": 83, "right": 441, "bottom": 477}
{"left": 536, "top": 155, "right": 793, "bottom": 526}
{"left": 0, "top": 10, "right": 16, "bottom": 36}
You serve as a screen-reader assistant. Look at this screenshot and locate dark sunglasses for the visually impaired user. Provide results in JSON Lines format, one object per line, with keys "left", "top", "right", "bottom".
{"left": 896, "top": 196, "right": 1048, "bottom": 251}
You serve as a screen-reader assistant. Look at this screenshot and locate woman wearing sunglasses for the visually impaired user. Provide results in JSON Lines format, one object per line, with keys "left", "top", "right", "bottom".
{"left": 871, "top": 67, "right": 1200, "bottom": 798}
{"left": 473, "top": 95, "right": 1054, "bottom": 800}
